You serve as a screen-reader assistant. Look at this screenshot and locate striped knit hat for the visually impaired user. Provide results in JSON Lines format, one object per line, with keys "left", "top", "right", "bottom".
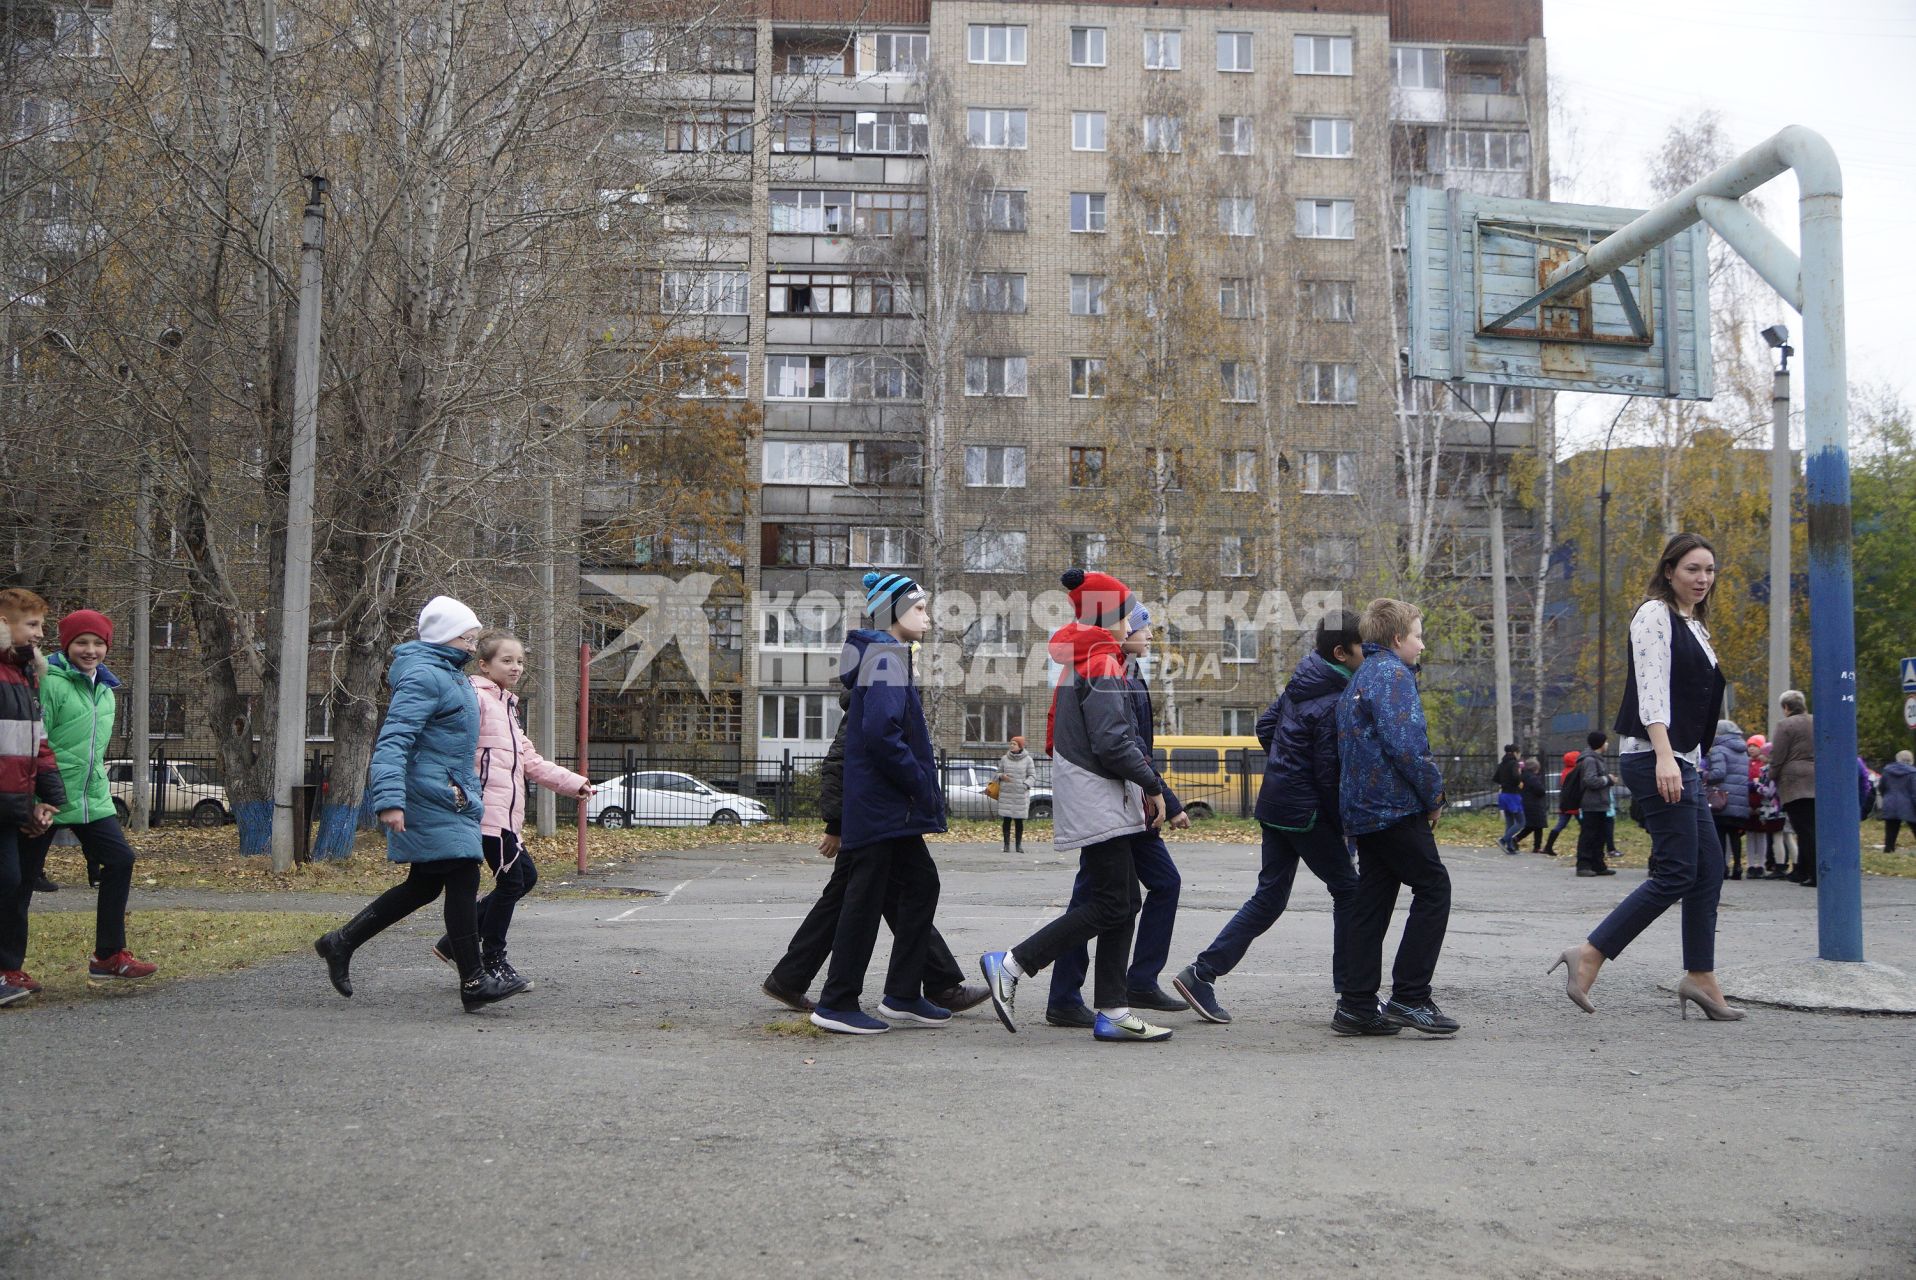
{"left": 862, "top": 571, "right": 925, "bottom": 626}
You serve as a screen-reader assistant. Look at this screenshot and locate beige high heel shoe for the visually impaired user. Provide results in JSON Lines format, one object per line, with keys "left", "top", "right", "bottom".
{"left": 1675, "top": 976, "right": 1747, "bottom": 1021}
{"left": 1548, "top": 947, "right": 1596, "bottom": 1013}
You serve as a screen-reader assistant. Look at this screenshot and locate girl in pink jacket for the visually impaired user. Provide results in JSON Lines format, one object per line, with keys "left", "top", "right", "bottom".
{"left": 432, "top": 630, "right": 591, "bottom": 989}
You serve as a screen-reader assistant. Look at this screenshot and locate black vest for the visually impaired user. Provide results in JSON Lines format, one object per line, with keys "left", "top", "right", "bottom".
{"left": 1613, "top": 603, "right": 1726, "bottom": 755}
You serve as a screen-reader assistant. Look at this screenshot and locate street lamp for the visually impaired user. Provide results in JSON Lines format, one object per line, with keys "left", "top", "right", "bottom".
{"left": 1594, "top": 398, "right": 1633, "bottom": 736}
{"left": 1762, "top": 323, "right": 1794, "bottom": 735}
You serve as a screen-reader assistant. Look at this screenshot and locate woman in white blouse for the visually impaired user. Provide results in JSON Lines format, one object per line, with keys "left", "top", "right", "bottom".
{"left": 1551, "top": 533, "right": 1747, "bottom": 1021}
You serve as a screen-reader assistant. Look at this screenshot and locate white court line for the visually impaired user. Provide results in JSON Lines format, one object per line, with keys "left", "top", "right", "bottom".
{"left": 607, "top": 865, "right": 723, "bottom": 921}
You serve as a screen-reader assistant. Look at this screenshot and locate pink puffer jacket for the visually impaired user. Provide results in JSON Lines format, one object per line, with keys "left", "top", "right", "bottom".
{"left": 471, "top": 674, "right": 588, "bottom": 837}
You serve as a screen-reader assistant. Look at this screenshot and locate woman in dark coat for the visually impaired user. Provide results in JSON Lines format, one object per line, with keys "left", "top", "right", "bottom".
{"left": 1517, "top": 757, "right": 1548, "bottom": 851}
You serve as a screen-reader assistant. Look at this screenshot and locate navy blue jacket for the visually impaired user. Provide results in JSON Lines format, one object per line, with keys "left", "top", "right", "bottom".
{"left": 1254, "top": 651, "right": 1351, "bottom": 832}
{"left": 1123, "top": 662, "right": 1183, "bottom": 820}
{"left": 837, "top": 628, "right": 946, "bottom": 849}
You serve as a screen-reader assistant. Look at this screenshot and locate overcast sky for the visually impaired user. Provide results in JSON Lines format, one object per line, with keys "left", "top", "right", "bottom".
{"left": 1540, "top": 0, "right": 1914, "bottom": 450}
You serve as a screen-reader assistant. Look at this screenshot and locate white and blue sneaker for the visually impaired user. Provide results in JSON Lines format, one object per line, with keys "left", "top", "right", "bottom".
{"left": 979, "top": 951, "right": 1019, "bottom": 1033}
{"left": 1093, "top": 1012, "right": 1173, "bottom": 1043}
{"left": 878, "top": 995, "right": 952, "bottom": 1026}
{"left": 809, "top": 1006, "right": 889, "bottom": 1035}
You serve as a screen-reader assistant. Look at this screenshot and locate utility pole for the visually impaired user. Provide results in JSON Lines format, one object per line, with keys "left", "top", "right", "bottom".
{"left": 270, "top": 177, "right": 326, "bottom": 872}
{"left": 1487, "top": 394, "right": 1514, "bottom": 752}
{"left": 1763, "top": 324, "right": 1794, "bottom": 736}
{"left": 129, "top": 458, "right": 152, "bottom": 831}
{"left": 536, "top": 473, "right": 558, "bottom": 837}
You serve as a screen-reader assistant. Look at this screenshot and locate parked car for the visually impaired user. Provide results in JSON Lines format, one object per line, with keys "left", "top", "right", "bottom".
{"left": 943, "top": 764, "right": 1052, "bottom": 820}
{"left": 586, "top": 770, "right": 771, "bottom": 828}
{"left": 106, "top": 759, "right": 232, "bottom": 827}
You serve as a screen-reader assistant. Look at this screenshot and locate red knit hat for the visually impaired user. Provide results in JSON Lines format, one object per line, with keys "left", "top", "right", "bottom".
{"left": 59, "top": 609, "right": 113, "bottom": 652}
{"left": 1061, "top": 568, "right": 1134, "bottom": 628}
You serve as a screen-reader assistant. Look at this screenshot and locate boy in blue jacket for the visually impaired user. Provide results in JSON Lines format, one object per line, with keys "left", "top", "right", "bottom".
{"left": 1173, "top": 609, "right": 1364, "bottom": 1025}
{"left": 1334, "top": 598, "right": 1458, "bottom": 1036}
{"left": 809, "top": 572, "right": 949, "bottom": 1035}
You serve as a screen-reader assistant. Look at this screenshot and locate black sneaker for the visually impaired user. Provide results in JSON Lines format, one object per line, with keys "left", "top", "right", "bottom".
{"left": 1331, "top": 1004, "right": 1401, "bottom": 1036}
{"left": 487, "top": 955, "right": 532, "bottom": 991}
{"left": 461, "top": 966, "right": 528, "bottom": 1012}
{"left": 1172, "top": 964, "right": 1232, "bottom": 1024}
{"left": 928, "top": 983, "right": 991, "bottom": 1014}
{"left": 1126, "top": 984, "right": 1189, "bottom": 1013}
{"left": 1383, "top": 999, "right": 1460, "bottom": 1035}
{"left": 1044, "top": 1002, "right": 1097, "bottom": 1029}
{"left": 31, "top": 873, "right": 57, "bottom": 893}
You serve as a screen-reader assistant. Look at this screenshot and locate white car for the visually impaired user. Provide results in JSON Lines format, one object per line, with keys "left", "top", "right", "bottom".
{"left": 586, "top": 770, "right": 771, "bottom": 828}
{"left": 106, "top": 759, "right": 232, "bottom": 827}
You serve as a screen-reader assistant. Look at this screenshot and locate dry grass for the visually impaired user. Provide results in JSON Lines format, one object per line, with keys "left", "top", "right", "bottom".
{"left": 5, "top": 909, "right": 334, "bottom": 1007}
{"left": 763, "top": 1017, "right": 826, "bottom": 1038}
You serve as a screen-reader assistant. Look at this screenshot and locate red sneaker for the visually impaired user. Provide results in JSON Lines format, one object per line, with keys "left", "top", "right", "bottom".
{"left": 0, "top": 968, "right": 40, "bottom": 993}
{"left": 89, "top": 951, "right": 158, "bottom": 980}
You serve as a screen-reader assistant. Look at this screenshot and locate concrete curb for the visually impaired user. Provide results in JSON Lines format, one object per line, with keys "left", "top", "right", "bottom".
{"left": 1675, "top": 957, "right": 1916, "bottom": 1014}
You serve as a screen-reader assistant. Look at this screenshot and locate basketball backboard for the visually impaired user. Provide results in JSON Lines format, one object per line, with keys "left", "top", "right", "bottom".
{"left": 1406, "top": 187, "right": 1714, "bottom": 400}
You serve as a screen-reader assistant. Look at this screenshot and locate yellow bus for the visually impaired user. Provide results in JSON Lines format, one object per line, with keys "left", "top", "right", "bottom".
{"left": 1149, "top": 735, "right": 1265, "bottom": 820}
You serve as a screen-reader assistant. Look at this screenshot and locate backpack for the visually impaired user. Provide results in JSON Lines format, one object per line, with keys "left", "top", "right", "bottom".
{"left": 1559, "top": 756, "right": 1586, "bottom": 811}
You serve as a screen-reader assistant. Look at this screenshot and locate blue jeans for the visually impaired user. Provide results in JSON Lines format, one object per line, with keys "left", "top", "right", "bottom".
{"left": 1192, "top": 822, "right": 1357, "bottom": 991}
{"left": 1049, "top": 829, "right": 1180, "bottom": 1007}
{"left": 1588, "top": 755, "right": 1723, "bottom": 972}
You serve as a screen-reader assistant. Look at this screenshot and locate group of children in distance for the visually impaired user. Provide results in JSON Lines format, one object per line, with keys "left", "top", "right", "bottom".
{"left": 761, "top": 568, "right": 1461, "bottom": 1041}
{"left": 1, "top": 589, "right": 157, "bottom": 1006}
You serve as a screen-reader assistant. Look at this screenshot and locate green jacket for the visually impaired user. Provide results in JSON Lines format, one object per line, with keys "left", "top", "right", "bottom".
{"left": 40, "top": 653, "right": 119, "bottom": 826}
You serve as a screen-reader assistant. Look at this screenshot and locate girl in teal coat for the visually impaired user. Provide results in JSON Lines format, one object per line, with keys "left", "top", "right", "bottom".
{"left": 314, "top": 597, "right": 524, "bottom": 1012}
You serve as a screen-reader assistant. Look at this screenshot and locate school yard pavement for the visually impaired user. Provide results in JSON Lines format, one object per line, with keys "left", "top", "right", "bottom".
{"left": 5, "top": 839, "right": 1915, "bottom": 1279}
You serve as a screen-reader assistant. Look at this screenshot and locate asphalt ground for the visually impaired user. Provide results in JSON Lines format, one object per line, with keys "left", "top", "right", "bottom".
{"left": 5, "top": 838, "right": 1914, "bottom": 1279}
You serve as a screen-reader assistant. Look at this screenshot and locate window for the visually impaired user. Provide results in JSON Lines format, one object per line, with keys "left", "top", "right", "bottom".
{"left": 55, "top": 6, "right": 112, "bottom": 57}
{"left": 150, "top": 12, "right": 178, "bottom": 47}
{"left": 851, "top": 440, "right": 921, "bottom": 486}
{"left": 763, "top": 602, "right": 842, "bottom": 650}
{"left": 1220, "top": 534, "right": 1256, "bottom": 578}
{"left": 1301, "top": 450, "right": 1358, "bottom": 494}
{"left": 1220, "top": 361, "right": 1257, "bottom": 403}
{"left": 1448, "top": 130, "right": 1530, "bottom": 172}
{"left": 859, "top": 31, "right": 927, "bottom": 75}
{"left": 964, "top": 356, "right": 1028, "bottom": 397}
{"left": 762, "top": 441, "right": 850, "bottom": 485}
{"left": 1452, "top": 383, "right": 1532, "bottom": 417}
{"left": 1295, "top": 198, "right": 1355, "bottom": 239}
{"left": 966, "top": 272, "right": 1028, "bottom": 314}
{"left": 1070, "top": 27, "right": 1106, "bottom": 67}
{"left": 1219, "top": 277, "right": 1255, "bottom": 318}
{"left": 1308, "top": 535, "right": 1359, "bottom": 577}
{"left": 964, "top": 701, "right": 1025, "bottom": 745}
{"left": 854, "top": 111, "right": 930, "bottom": 155}
{"left": 1147, "top": 448, "right": 1184, "bottom": 492}
{"left": 1069, "top": 275, "right": 1108, "bottom": 317}
{"left": 1441, "top": 531, "right": 1492, "bottom": 577}
{"left": 763, "top": 524, "right": 850, "bottom": 568}
{"left": 768, "top": 354, "right": 844, "bottom": 400}
{"left": 967, "top": 108, "right": 1028, "bottom": 149}
{"left": 666, "top": 110, "right": 752, "bottom": 152}
{"left": 1144, "top": 531, "right": 1182, "bottom": 574}
{"left": 1070, "top": 532, "right": 1108, "bottom": 569}
{"left": 964, "top": 445, "right": 1027, "bottom": 488}
{"left": 1222, "top": 707, "right": 1258, "bottom": 736}
{"left": 769, "top": 189, "right": 852, "bottom": 235}
{"left": 1298, "top": 362, "right": 1358, "bottom": 405}
{"left": 669, "top": 350, "right": 748, "bottom": 398}
{"left": 851, "top": 526, "right": 921, "bottom": 568}
{"left": 1221, "top": 619, "right": 1258, "bottom": 663}
{"left": 1072, "top": 111, "right": 1107, "bottom": 152}
{"left": 149, "top": 692, "right": 187, "bottom": 739}
{"left": 1300, "top": 279, "right": 1356, "bottom": 322}
{"left": 768, "top": 271, "right": 923, "bottom": 316}
{"left": 966, "top": 612, "right": 1023, "bottom": 658}
{"left": 1218, "top": 115, "right": 1254, "bottom": 156}
{"left": 1293, "top": 34, "right": 1352, "bottom": 76}
{"left": 1221, "top": 449, "right": 1259, "bottom": 492}
{"left": 972, "top": 188, "right": 1028, "bottom": 232}
{"left": 1070, "top": 192, "right": 1107, "bottom": 233}
{"left": 1296, "top": 117, "right": 1353, "bottom": 158}
{"left": 762, "top": 694, "right": 840, "bottom": 743}
{"left": 1142, "top": 115, "right": 1182, "bottom": 153}
{"left": 1218, "top": 196, "right": 1256, "bottom": 237}
{"left": 1217, "top": 31, "right": 1253, "bottom": 73}
{"left": 968, "top": 24, "right": 1027, "bottom": 65}
{"left": 1144, "top": 30, "right": 1182, "bottom": 70}
{"left": 1143, "top": 199, "right": 1181, "bottom": 236}
{"left": 964, "top": 531, "right": 1028, "bottom": 574}
{"left": 670, "top": 27, "right": 754, "bottom": 72}
{"left": 660, "top": 269, "right": 747, "bottom": 314}
{"left": 152, "top": 607, "right": 186, "bottom": 649}
{"left": 1392, "top": 46, "right": 1443, "bottom": 89}
{"left": 1068, "top": 446, "right": 1106, "bottom": 488}
{"left": 1069, "top": 357, "right": 1107, "bottom": 398}
{"left": 854, "top": 191, "right": 926, "bottom": 238}
{"left": 775, "top": 112, "right": 842, "bottom": 154}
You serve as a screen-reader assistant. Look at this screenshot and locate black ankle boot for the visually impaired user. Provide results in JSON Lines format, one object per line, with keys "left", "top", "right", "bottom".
{"left": 314, "top": 904, "right": 385, "bottom": 998}
{"left": 453, "top": 933, "right": 526, "bottom": 1011}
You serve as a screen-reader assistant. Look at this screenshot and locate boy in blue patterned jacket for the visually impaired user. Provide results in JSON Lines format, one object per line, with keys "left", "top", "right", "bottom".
{"left": 1333, "top": 598, "right": 1459, "bottom": 1037}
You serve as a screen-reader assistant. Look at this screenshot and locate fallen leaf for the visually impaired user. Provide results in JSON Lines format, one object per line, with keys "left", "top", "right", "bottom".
{"left": 802, "top": 1058, "right": 815, "bottom": 1065}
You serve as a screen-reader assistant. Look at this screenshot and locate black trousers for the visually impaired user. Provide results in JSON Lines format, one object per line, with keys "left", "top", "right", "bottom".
{"left": 1784, "top": 798, "right": 1817, "bottom": 881}
{"left": 1, "top": 818, "right": 138, "bottom": 969}
{"left": 819, "top": 835, "right": 940, "bottom": 1010}
{"left": 1516, "top": 823, "right": 1545, "bottom": 851}
{"left": 1000, "top": 817, "right": 1025, "bottom": 849}
{"left": 1011, "top": 834, "right": 1141, "bottom": 1010}
{"left": 769, "top": 847, "right": 965, "bottom": 996}
{"left": 359, "top": 859, "right": 481, "bottom": 942}
{"left": 1574, "top": 813, "right": 1608, "bottom": 874}
{"left": 477, "top": 832, "right": 537, "bottom": 955}
{"left": 1887, "top": 818, "right": 1904, "bottom": 854}
{"left": 1345, "top": 815, "right": 1450, "bottom": 1008}
{"left": 1716, "top": 817, "right": 1745, "bottom": 866}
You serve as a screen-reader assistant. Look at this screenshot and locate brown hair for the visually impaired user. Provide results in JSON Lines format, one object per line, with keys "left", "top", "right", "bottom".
{"left": 473, "top": 629, "right": 522, "bottom": 663}
{"left": 1359, "top": 598, "right": 1421, "bottom": 648}
{"left": 1646, "top": 532, "right": 1717, "bottom": 623}
{"left": 0, "top": 588, "right": 50, "bottom": 617}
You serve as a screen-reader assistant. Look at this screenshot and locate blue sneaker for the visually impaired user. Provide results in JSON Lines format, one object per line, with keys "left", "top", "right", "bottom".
{"left": 878, "top": 995, "right": 951, "bottom": 1026}
{"left": 1172, "top": 964, "right": 1231, "bottom": 1024}
{"left": 1383, "top": 998, "right": 1460, "bottom": 1035}
{"left": 1093, "top": 1011, "right": 1173, "bottom": 1043}
{"left": 809, "top": 1006, "right": 889, "bottom": 1035}
{"left": 0, "top": 979, "right": 31, "bottom": 1008}
{"left": 979, "top": 951, "right": 1018, "bottom": 1033}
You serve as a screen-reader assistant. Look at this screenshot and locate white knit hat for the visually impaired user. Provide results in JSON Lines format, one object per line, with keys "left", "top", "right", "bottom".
{"left": 417, "top": 595, "right": 482, "bottom": 645}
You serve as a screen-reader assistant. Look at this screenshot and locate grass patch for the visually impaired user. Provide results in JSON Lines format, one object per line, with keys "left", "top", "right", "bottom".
{"left": 9, "top": 908, "right": 333, "bottom": 1007}
{"left": 1862, "top": 849, "right": 1916, "bottom": 879}
{"left": 764, "top": 1017, "right": 826, "bottom": 1038}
